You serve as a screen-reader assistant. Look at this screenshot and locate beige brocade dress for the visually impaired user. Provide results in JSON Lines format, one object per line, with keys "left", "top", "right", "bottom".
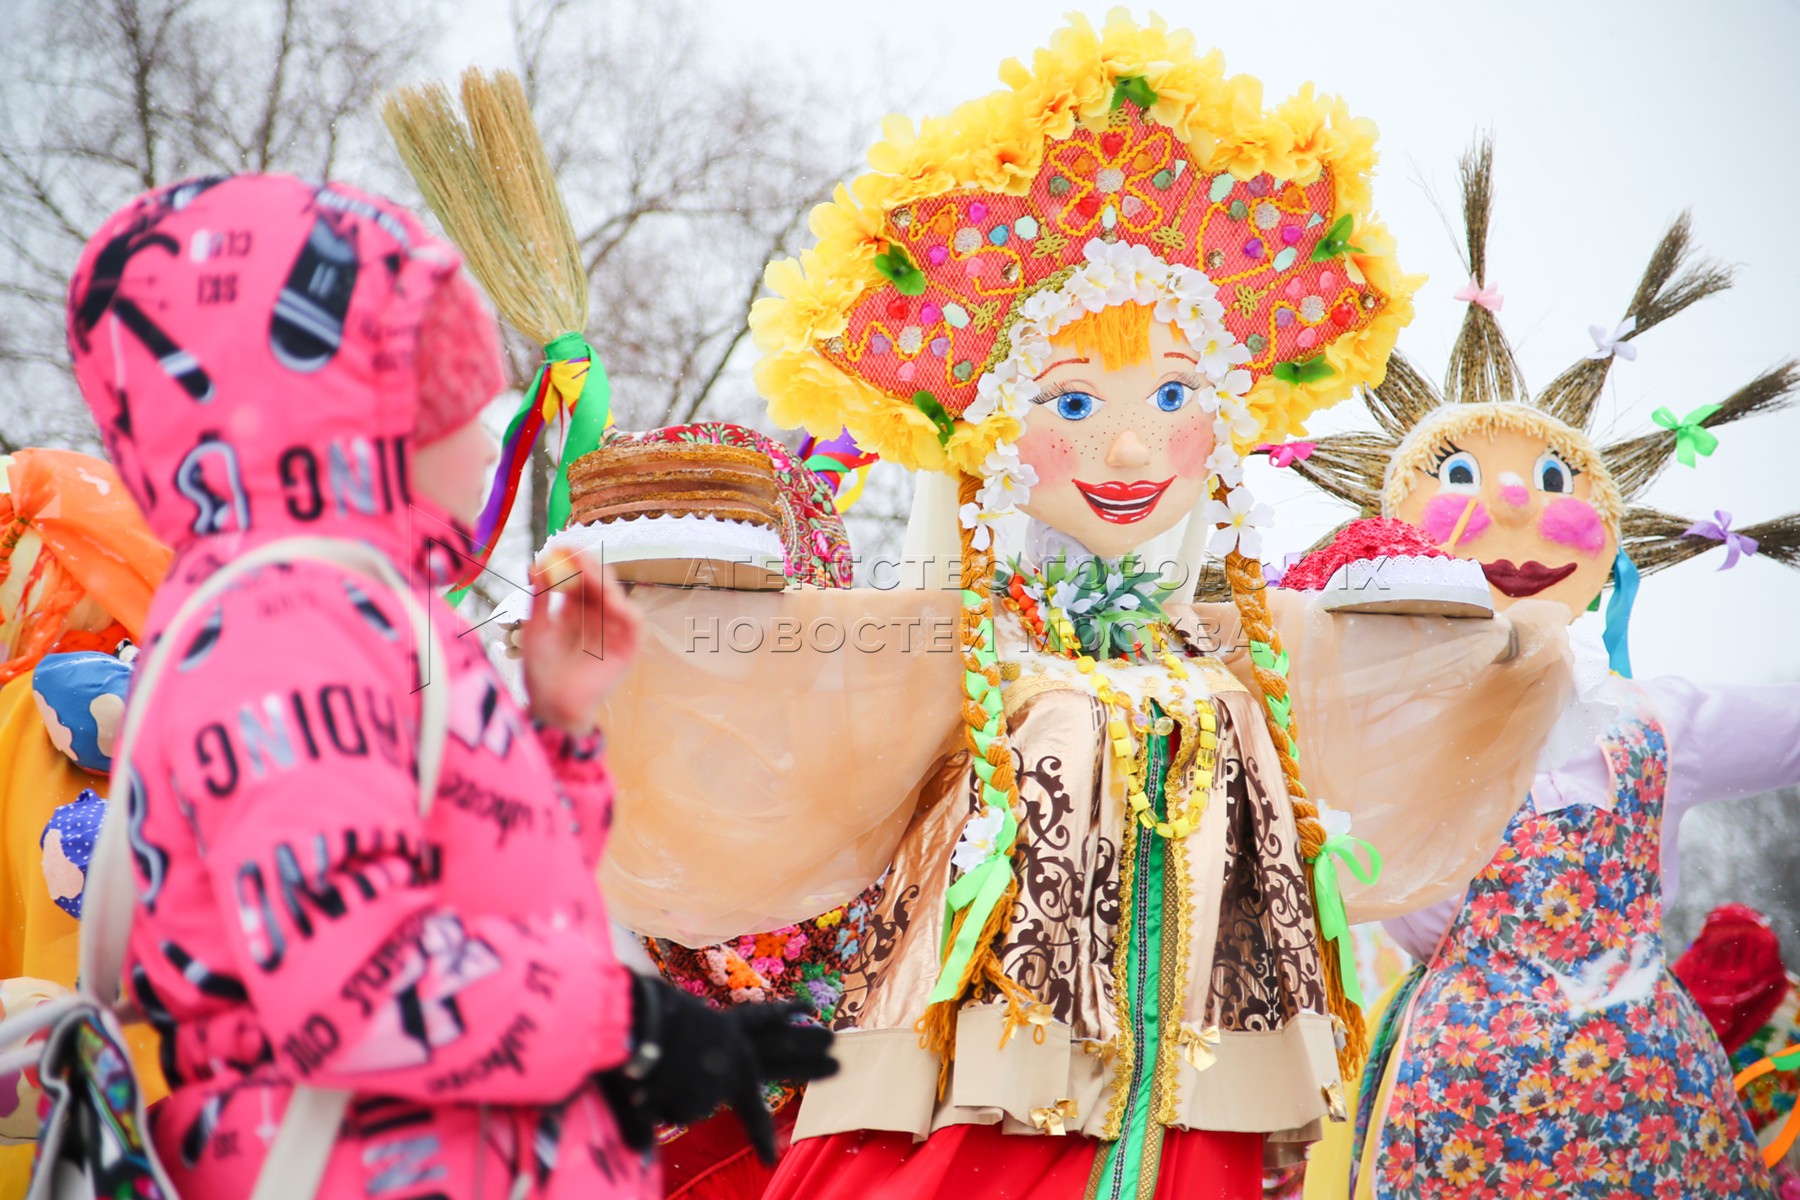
{"left": 598, "top": 585, "right": 1571, "bottom": 1160}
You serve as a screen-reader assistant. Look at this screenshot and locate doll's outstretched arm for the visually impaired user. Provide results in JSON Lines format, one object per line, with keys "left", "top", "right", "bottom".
{"left": 596, "top": 583, "right": 965, "bottom": 943}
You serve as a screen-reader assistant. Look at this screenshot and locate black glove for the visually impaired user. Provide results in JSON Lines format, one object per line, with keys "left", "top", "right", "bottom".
{"left": 598, "top": 973, "right": 838, "bottom": 1164}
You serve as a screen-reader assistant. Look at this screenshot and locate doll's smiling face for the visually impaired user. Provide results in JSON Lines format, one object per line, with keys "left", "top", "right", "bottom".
{"left": 1391, "top": 422, "right": 1617, "bottom": 620}
{"left": 1016, "top": 320, "right": 1218, "bottom": 559}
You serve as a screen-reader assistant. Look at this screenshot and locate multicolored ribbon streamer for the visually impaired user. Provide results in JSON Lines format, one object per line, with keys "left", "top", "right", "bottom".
{"left": 459, "top": 332, "right": 612, "bottom": 588}
{"left": 1652, "top": 403, "right": 1721, "bottom": 468}
{"left": 799, "top": 427, "right": 879, "bottom": 515}
{"left": 1308, "top": 831, "right": 1383, "bottom": 1006}
{"left": 1684, "top": 510, "right": 1759, "bottom": 570}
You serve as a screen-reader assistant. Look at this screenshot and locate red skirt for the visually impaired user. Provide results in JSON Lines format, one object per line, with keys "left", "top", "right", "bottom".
{"left": 766, "top": 1122, "right": 1262, "bottom": 1200}
{"left": 658, "top": 1105, "right": 796, "bottom": 1200}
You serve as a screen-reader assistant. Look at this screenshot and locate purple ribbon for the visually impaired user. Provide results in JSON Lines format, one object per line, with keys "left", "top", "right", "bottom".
{"left": 1683, "top": 510, "right": 1759, "bottom": 570}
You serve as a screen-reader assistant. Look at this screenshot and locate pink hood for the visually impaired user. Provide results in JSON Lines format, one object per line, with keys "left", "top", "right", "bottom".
{"left": 68, "top": 174, "right": 478, "bottom": 585}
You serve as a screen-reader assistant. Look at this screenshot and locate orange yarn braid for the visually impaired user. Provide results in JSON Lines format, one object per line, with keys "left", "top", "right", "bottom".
{"left": 1216, "top": 482, "right": 1368, "bottom": 1082}
{"left": 915, "top": 473, "right": 1036, "bottom": 1096}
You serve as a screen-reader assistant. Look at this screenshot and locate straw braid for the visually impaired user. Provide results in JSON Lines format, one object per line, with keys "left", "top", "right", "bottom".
{"left": 915, "top": 474, "right": 1035, "bottom": 1094}
{"left": 1445, "top": 137, "right": 1528, "bottom": 407}
{"left": 1215, "top": 485, "right": 1367, "bottom": 1081}
{"left": 1537, "top": 212, "right": 1736, "bottom": 429}
{"left": 1364, "top": 352, "right": 1445, "bottom": 440}
{"left": 1623, "top": 506, "right": 1800, "bottom": 577}
{"left": 1286, "top": 432, "right": 1394, "bottom": 516}
{"left": 1601, "top": 361, "right": 1800, "bottom": 501}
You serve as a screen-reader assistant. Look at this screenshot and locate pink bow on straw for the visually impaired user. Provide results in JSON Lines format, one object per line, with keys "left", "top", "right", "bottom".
{"left": 1454, "top": 276, "right": 1504, "bottom": 314}
{"left": 1258, "top": 441, "right": 1316, "bottom": 468}
{"left": 1684, "top": 510, "right": 1759, "bottom": 570}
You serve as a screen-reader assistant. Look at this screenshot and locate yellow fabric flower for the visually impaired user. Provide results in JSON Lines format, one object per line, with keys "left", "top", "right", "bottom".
{"left": 748, "top": 249, "right": 866, "bottom": 353}
{"left": 945, "top": 413, "right": 1023, "bottom": 477}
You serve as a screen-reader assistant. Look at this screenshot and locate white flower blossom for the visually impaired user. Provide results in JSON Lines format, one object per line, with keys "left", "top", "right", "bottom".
{"left": 1219, "top": 394, "right": 1261, "bottom": 444}
{"left": 1205, "top": 486, "right": 1274, "bottom": 561}
{"left": 1205, "top": 438, "right": 1245, "bottom": 488}
{"left": 958, "top": 501, "right": 996, "bottom": 551}
{"left": 952, "top": 806, "right": 1009, "bottom": 873}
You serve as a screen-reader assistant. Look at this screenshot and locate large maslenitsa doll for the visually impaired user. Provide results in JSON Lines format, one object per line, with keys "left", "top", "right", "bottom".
{"left": 583, "top": 14, "right": 1575, "bottom": 1199}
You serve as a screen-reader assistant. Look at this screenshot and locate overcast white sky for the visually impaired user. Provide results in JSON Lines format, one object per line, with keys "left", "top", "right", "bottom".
{"left": 441, "top": 1, "right": 1800, "bottom": 683}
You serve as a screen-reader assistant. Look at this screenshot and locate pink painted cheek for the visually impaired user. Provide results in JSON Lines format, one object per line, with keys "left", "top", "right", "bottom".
{"left": 1167, "top": 419, "right": 1215, "bottom": 477}
{"left": 1419, "top": 493, "right": 1492, "bottom": 545}
{"left": 1539, "top": 497, "right": 1608, "bottom": 557}
{"left": 1018, "top": 427, "right": 1079, "bottom": 488}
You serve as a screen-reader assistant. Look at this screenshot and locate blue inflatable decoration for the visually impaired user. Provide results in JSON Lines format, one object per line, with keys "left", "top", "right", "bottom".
{"left": 31, "top": 650, "right": 132, "bottom": 774}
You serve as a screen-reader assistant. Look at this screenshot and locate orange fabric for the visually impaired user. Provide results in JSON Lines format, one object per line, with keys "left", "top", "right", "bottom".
{"left": 0, "top": 449, "right": 170, "bottom": 682}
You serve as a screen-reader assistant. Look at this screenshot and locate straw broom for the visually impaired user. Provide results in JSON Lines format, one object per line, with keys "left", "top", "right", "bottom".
{"left": 383, "top": 70, "right": 610, "bottom": 570}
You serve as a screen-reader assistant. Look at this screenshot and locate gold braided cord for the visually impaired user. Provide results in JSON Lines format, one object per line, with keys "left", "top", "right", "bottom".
{"left": 1215, "top": 485, "right": 1366, "bottom": 1081}
{"left": 915, "top": 473, "right": 1035, "bottom": 1096}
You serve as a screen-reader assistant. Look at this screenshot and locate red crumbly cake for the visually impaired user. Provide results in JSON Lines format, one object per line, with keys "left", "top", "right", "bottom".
{"left": 566, "top": 441, "right": 783, "bottom": 529}
{"left": 1280, "top": 517, "right": 1493, "bottom": 617}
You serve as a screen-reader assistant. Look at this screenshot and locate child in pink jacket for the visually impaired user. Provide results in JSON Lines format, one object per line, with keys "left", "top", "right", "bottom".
{"left": 64, "top": 174, "right": 831, "bottom": 1198}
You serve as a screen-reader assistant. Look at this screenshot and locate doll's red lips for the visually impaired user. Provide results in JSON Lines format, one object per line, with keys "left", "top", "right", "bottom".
{"left": 1075, "top": 478, "right": 1172, "bottom": 524}
{"left": 1481, "top": 558, "right": 1578, "bottom": 597}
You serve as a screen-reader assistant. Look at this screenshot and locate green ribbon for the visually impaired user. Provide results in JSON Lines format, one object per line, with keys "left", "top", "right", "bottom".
{"left": 929, "top": 804, "right": 1019, "bottom": 1004}
{"left": 1651, "top": 403, "right": 1722, "bottom": 468}
{"left": 1272, "top": 356, "right": 1336, "bottom": 386}
{"left": 1308, "top": 833, "right": 1383, "bottom": 1006}
{"left": 1111, "top": 75, "right": 1159, "bottom": 112}
{"left": 1266, "top": 692, "right": 1292, "bottom": 731}
{"left": 1248, "top": 640, "right": 1289, "bottom": 676}
{"left": 1310, "top": 213, "right": 1364, "bottom": 262}
{"left": 913, "top": 390, "right": 956, "bottom": 445}
{"left": 1771, "top": 1044, "right": 1800, "bottom": 1071}
{"left": 874, "top": 244, "right": 927, "bottom": 296}
{"left": 543, "top": 332, "right": 612, "bottom": 535}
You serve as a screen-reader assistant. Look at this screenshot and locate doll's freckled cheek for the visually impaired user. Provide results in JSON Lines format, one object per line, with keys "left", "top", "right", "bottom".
{"left": 1420, "top": 493, "right": 1491, "bottom": 544}
{"left": 1540, "top": 497, "right": 1607, "bottom": 556}
{"left": 1169, "top": 422, "right": 1212, "bottom": 476}
{"left": 1019, "top": 428, "right": 1078, "bottom": 488}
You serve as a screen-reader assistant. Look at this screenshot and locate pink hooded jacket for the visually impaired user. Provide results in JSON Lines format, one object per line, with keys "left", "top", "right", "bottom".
{"left": 66, "top": 175, "right": 654, "bottom": 1198}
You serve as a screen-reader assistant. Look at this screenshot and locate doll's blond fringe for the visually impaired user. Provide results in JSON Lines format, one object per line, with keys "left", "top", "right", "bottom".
{"left": 1217, "top": 483, "right": 1367, "bottom": 1083}
{"left": 915, "top": 474, "right": 1038, "bottom": 1099}
{"left": 382, "top": 70, "right": 587, "bottom": 346}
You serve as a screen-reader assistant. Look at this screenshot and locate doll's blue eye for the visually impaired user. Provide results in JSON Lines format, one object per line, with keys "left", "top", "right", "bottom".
{"left": 1152, "top": 381, "right": 1190, "bottom": 413}
{"left": 1055, "top": 391, "right": 1100, "bottom": 421}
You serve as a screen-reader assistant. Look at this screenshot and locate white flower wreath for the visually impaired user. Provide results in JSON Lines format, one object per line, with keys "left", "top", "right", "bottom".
{"left": 959, "top": 238, "right": 1262, "bottom": 551}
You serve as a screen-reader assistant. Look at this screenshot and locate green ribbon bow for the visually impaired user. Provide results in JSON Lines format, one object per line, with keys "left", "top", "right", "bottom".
{"left": 1308, "top": 832, "right": 1383, "bottom": 1006}
{"left": 875, "top": 243, "right": 927, "bottom": 296}
{"left": 1272, "top": 356, "right": 1336, "bottom": 386}
{"left": 1111, "top": 75, "right": 1159, "bottom": 112}
{"left": 1652, "top": 403, "right": 1722, "bottom": 468}
{"left": 1310, "top": 213, "right": 1364, "bottom": 262}
{"left": 913, "top": 391, "right": 956, "bottom": 445}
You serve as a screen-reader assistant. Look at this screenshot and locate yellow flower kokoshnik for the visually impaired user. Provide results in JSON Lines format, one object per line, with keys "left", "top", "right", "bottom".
{"left": 751, "top": 7, "right": 1423, "bottom": 475}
